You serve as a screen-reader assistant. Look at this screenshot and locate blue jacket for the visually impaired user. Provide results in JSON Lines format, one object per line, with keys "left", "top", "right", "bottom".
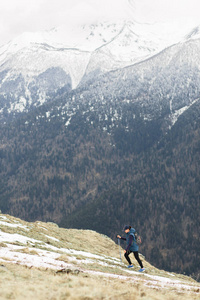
{"left": 126, "top": 228, "right": 138, "bottom": 252}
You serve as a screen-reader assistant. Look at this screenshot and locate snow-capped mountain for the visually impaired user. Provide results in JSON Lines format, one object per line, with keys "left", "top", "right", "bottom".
{"left": 0, "top": 16, "right": 197, "bottom": 120}
{"left": 66, "top": 33, "right": 200, "bottom": 133}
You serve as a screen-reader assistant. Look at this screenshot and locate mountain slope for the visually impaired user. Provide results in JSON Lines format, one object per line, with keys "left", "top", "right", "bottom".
{"left": 78, "top": 36, "right": 200, "bottom": 130}
{"left": 0, "top": 20, "right": 193, "bottom": 121}
{"left": 60, "top": 98, "right": 200, "bottom": 279}
{"left": 0, "top": 78, "right": 199, "bottom": 281}
{"left": 0, "top": 213, "right": 199, "bottom": 300}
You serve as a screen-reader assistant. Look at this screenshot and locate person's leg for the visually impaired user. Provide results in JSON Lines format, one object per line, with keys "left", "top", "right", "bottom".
{"left": 133, "top": 251, "right": 143, "bottom": 268}
{"left": 124, "top": 250, "right": 132, "bottom": 265}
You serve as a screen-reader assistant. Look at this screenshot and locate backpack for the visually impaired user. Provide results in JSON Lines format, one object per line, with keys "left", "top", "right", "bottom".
{"left": 134, "top": 231, "right": 142, "bottom": 244}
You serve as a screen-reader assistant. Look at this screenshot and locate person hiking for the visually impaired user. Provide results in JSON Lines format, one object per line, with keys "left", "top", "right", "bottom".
{"left": 117, "top": 225, "right": 145, "bottom": 272}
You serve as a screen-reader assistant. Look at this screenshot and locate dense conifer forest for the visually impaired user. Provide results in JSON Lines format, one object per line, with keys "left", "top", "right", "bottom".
{"left": 0, "top": 94, "right": 199, "bottom": 281}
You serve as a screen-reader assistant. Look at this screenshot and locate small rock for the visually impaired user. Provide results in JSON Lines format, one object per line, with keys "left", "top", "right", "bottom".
{"left": 56, "top": 268, "right": 80, "bottom": 275}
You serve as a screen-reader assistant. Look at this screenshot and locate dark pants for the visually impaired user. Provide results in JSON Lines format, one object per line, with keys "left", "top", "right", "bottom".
{"left": 124, "top": 250, "right": 143, "bottom": 268}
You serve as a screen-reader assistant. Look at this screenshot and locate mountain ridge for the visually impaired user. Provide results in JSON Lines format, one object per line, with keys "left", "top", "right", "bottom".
{"left": 0, "top": 20, "right": 197, "bottom": 120}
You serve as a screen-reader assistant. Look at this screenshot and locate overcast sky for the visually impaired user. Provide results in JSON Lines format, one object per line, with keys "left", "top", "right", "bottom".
{"left": 0, "top": 0, "right": 200, "bottom": 46}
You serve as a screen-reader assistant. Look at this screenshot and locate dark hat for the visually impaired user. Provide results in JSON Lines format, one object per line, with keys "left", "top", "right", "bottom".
{"left": 123, "top": 225, "right": 129, "bottom": 230}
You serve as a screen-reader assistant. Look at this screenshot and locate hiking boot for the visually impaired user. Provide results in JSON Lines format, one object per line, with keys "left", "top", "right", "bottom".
{"left": 139, "top": 268, "right": 145, "bottom": 272}
{"left": 127, "top": 264, "right": 133, "bottom": 268}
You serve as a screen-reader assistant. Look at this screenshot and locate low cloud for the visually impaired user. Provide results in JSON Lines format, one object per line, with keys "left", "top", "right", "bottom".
{"left": 0, "top": 0, "right": 200, "bottom": 46}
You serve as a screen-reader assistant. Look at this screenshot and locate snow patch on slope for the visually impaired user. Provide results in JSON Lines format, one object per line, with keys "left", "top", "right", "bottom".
{"left": 170, "top": 98, "right": 200, "bottom": 128}
{"left": 0, "top": 213, "right": 200, "bottom": 296}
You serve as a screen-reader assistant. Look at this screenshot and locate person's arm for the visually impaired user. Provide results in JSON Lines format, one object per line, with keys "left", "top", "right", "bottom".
{"left": 125, "top": 235, "right": 133, "bottom": 251}
{"left": 117, "top": 235, "right": 126, "bottom": 241}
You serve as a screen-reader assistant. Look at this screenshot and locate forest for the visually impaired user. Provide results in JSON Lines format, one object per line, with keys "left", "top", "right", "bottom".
{"left": 0, "top": 92, "right": 199, "bottom": 281}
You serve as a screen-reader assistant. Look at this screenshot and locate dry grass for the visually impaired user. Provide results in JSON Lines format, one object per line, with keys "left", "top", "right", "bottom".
{"left": 0, "top": 214, "right": 199, "bottom": 300}
{"left": 14, "top": 248, "right": 40, "bottom": 256}
{"left": 0, "top": 263, "right": 199, "bottom": 300}
{"left": 56, "top": 254, "right": 70, "bottom": 264}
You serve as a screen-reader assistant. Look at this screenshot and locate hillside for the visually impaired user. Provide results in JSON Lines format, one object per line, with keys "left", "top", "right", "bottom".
{"left": 0, "top": 84, "right": 199, "bottom": 282}
{"left": 61, "top": 99, "right": 200, "bottom": 280}
{"left": 0, "top": 213, "right": 199, "bottom": 300}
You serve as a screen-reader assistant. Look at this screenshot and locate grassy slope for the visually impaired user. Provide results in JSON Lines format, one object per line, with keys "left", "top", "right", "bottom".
{"left": 0, "top": 213, "right": 199, "bottom": 300}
